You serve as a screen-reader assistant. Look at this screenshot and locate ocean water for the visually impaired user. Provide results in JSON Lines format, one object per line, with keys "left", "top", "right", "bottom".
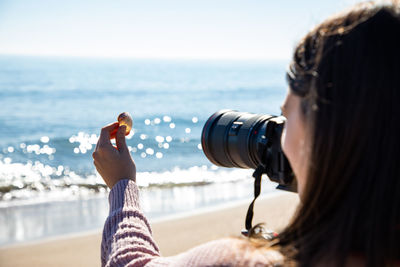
{"left": 0, "top": 55, "right": 288, "bottom": 246}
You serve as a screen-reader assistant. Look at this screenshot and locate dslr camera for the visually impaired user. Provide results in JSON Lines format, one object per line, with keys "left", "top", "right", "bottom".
{"left": 201, "top": 110, "right": 296, "bottom": 192}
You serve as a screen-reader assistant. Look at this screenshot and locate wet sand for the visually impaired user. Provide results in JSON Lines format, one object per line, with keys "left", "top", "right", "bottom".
{"left": 0, "top": 192, "right": 299, "bottom": 267}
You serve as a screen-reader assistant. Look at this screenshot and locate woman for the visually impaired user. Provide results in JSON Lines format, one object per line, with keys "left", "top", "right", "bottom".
{"left": 93, "top": 2, "right": 400, "bottom": 266}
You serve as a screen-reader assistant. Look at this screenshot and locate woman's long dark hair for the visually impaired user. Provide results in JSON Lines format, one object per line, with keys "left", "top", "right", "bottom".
{"left": 277, "top": 2, "right": 400, "bottom": 266}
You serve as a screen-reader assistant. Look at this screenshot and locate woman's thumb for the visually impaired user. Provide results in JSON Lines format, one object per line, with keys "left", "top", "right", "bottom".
{"left": 116, "top": 125, "right": 128, "bottom": 153}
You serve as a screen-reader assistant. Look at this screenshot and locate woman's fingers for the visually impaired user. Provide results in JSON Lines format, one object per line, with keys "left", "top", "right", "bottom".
{"left": 116, "top": 125, "right": 128, "bottom": 154}
{"left": 92, "top": 122, "right": 136, "bottom": 188}
{"left": 110, "top": 128, "right": 118, "bottom": 140}
{"left": 96, "top": 122, "right": 119, "bottom": 151}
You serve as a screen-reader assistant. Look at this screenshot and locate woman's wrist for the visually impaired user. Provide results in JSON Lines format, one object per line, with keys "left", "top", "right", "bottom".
{"left": 108, "top": 179, "right": 140, "bottom": 211}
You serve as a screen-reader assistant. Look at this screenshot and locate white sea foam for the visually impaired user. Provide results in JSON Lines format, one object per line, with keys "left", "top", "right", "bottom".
{"left": 0, "top": 159, "right": 106, "bottom": 207}
{"left": 0, "top": 158, "right": 269, "bottom": 207}
{"left": 135, "top": 165, "right": 254, "bottom": 188}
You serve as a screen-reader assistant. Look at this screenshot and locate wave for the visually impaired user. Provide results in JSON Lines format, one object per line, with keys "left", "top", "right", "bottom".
{"left": 0, "top": 159, "right": 257, "bottom": 207}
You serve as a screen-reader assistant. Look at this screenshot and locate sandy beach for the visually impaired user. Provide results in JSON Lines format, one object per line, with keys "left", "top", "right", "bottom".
{"left": 0, "top": 192, "right": 299, "bottom": 267}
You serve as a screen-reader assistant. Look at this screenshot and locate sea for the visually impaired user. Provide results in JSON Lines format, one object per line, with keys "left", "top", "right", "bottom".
{"left": 0, "top": 55, "right": 289, "bottom": 247}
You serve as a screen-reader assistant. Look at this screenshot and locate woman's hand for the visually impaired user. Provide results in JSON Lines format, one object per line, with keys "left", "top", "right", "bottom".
{"left": 92, "top": 122, "right": 136, "bottom": 189}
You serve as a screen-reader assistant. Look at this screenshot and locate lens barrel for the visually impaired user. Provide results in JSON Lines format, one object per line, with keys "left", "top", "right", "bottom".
{"left": 201, "top": 110, "right": 271, "bottom": 168}
{"left": 201, "top": 110, "right": 295, "bottom": 189}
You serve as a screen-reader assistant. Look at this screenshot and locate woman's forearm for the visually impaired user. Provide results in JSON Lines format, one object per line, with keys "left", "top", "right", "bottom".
{"left": 101, "top": 179, "right": 284, "bottom": 267}
{"left": 101, "top": 179, "right": 161, "bottom": 267}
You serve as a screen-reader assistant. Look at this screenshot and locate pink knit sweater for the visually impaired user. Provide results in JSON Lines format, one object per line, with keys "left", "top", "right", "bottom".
{"left": 101, "top": 179, "right": 284, "bottom": 266}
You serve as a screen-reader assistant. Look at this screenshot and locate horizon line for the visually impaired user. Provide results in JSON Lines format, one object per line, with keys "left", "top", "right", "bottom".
{"left": 0, "top": 52, "right": 290, "bottom": 62}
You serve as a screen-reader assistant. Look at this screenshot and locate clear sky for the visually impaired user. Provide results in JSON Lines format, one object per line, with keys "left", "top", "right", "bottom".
{"left": 0, "top": 0, "right": 362, "bottom": 60}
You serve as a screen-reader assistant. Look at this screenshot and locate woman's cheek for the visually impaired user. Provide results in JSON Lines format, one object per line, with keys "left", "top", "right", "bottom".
{"left": 281, "top": 120, "right": 297, "bottom": 172}
{"left": 281, "top": 125, "right": 288, "bottom": 158}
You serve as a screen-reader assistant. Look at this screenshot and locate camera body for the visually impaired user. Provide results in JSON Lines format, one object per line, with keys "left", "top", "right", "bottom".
{"left": 201, "top": 110, "right": 296, "bottom": 192}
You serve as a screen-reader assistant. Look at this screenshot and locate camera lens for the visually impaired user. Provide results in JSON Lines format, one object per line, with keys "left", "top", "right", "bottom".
{"left": 201, "top": 109, "right": 296, "bottom": 191}
{"left": 201, "top": 110, "right": 278, "bottom": 169}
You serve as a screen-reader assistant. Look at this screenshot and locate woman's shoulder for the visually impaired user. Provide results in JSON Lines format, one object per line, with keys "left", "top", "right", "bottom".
{"left": 152, "top": 237, "right": 285, "bottom": 267}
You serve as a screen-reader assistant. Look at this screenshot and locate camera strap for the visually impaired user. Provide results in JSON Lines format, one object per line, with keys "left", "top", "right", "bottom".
{"left": 241, "top": 165, "right": 265, "bottom": 237}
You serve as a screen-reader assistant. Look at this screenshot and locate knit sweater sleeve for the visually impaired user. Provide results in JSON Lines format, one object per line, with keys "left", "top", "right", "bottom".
{"left": 101, "top": 179, "right": 284, "bottom": 267}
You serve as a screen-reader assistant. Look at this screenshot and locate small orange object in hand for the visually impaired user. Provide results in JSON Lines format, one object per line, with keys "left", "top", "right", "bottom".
{"left": 117, "top": 112, "right": 133, "bottom": 135}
